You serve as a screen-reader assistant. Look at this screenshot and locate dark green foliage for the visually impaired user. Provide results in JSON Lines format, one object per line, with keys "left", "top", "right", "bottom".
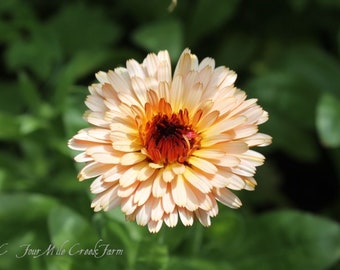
{"left": 0, "top": 0, "right": 339, "bottom": 269}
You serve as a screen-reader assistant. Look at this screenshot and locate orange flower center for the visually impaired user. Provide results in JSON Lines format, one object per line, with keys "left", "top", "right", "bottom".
{"left": 144, "top": 109, "right": 200, "bottom": 165}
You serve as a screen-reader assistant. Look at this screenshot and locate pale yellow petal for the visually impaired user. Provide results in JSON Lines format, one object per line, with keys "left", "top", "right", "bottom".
{"left": 183, "top": 166, "right": 212, "bottom": 193}
{"left": 178, "top": 207, "right": 194, "bottom": 226}
{"left": 133, "top": 178, "right": 152, "bottom": 206}
{"left": 148, "top": 219, "right": 163, "bottom": 233}
{"left": 121, "top": 152, "right": 146, "bottom": 166}
{"left": 171, "top": 175, "right": 186, "bottom": 207}
{"left": 213, "top": 188, "right": 242, "bottom": 208}
{"left": 187, "top": 156, "right": 217, "bottom": 174}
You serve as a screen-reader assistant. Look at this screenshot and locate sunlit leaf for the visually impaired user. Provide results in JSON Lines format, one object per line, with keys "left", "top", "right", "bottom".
{"left": 0, "top": 193, "right": 57, "bottom": 222}
{"left": 316, "top": 94, "right": 340, "bottom": 147}
{"left": 0, "top": 112, "right": 20, "bottom": 140}
{"left": 136, "top": 242, "right": 169, "bottom": 270}
{"left": 48, "top": 2, "right": 121, "bottom": 56}
{"left": 168, "top": 257, "right": 234, "bottom": 270}
{"left": 187, "top": 0, "right": 239, "bottom": 44}
{"left": 230, "top": 211, "right": 340, "bottom": 270}
{"left": 48, "top": 205, "right": 97, "bottom": 248}
{"left": 133, "top": 19, "right": 183, "bottom": 60}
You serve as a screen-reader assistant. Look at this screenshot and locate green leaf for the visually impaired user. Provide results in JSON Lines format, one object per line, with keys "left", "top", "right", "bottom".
{"left": 132, "top": 19, "right": 183, "bottom": 60}
{"left": 0, "top": 112, "right": 20, "bottom": 140}
{"left": 168, "top": 257, "right": 234, "bottom": 270}
{"left": 5, "top": 29, "right": 61, "bottom": 80}
{"left": 18, "top": 72, "right": 41, "bottom": 116}
{"left": 0, "top": 193, "right": 57, "bottom": 222}
{"left": 187, "top": 0, "right": 240, "bottom": 44}
{"left": 48, "top": 205, "right": 97, "bottom": 248}
{"left": 136, "top": 242, "right": 169, "bottom": 270}
{"left": 48, "top": 2, "right": 121, "bottom": 56}
{"left": 231, "top": 211, "right": 340, "bottom": 270}
{"left": 316, "top": 94, "right": 340, "bottom": 147}
{"left": 246, "top": 72, "right": 320, "bottom": 161}
{"left": 281, "top": 45, "right": 340, "bottom": 99}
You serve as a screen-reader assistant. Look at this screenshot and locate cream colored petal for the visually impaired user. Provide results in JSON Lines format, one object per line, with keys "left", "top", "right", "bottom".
{"left": 91, "top": 175, "right": 111, "bottom": 194}
{"left": 112, "top": 139, "right": 142, "bottom": 152}
{"left": 171, "top": 163, "right": 185, "bottom": 175}
{"left": 169, "top": 75, "right": 184, "bottom": 112}
{"left": 209, "top": 168, "right": 234, "bottom": 188}
{"left": 209, "top": 141, "right": 248, "bottom": 154}
{"left": 119, "top": 163, "right": 145, "bottom": 187}
{"left": 243, "top": 177, "right": 257, "bottom": 191}
{"left": 162, "top": 165, "right": 175, "bottom": 182}
{"left": 133, "top": 178, "right": 152, "bottom": 206}
{"left": 78, "top": 162, "right": 112, "bottom": 181}
{"left": 95, "top": 71, "right": 109, "bottom": 84}
{"left": 198, "top": 57, "right": 215, "bottom": 71}
{"left": 187, "top": 156, "right": 217, "bottom": 174}
{"left": 107, "top": 69, "right": 131, "bottom": 93}
{"left": 195, "top": 209, "right": 211, "bottom": 227}
{"left": 152, "top": 172, "right": 167, "bottom": 198}
{"left": 164, "top": 211, "right": 178, "bottom": 227}
{"left": 110, "top": 121, "right": 137, "bottom": 134}
{"left": 84, "top": 111, "right": 109, "bottom": 127}
{"left": 157, "top": 50, "right": 171, "bottom": 83}
{"left": 202, "top": 115, "right": 247, "bottom": 137}
{"left": 183, "top": 166, "right": 212, "bottom": 193}
{"left": 142, "top": 52, "right": 159, "bottom": 78}
{"left": 126, "top": 59, "right": 145, "bottom": 79}
{"left": 137, "top": 164, "right": 155, "bottom": 181}
{"left": 237, "top": 150, "right": 265, "bottom": 166}
{"left": 231, "top": 164, "right": 256, "bottom": 177}
{"left": 121, "top": 152, "right": 146, "bottom": 166}
{"left": 208, "top": 66, "right": 236, "bottom": 90}
{"left": 200, "top": 134, "right": 232, "bottom": 148}
{"left": 207, "top": 194, "right": 218, "bottom": 217}
{"left": 244, "top": 133, "right": 272, "bottom": 147}
{"left": 174, "top": 49, "right": 198, "bottom": 77}
{"left": 121, "top": 196, "right": 137, "bottom": 215}
{"left": 197, "top": 191, "right": 213, "bottom": 211}
{"left": 85, "top": 94, "right": 106, "bottom": 112}
{"left": 91, "top": 183, "right": 119, "bottom": 211}
{"left": 151, "top": 198, "right": 164, "bottom": 221}
{"left": 117, "top": 181, "right": 139, "bottom": 197}
{"left": 192, "top": 149, "right": 225, "bottom": 159}
{"left": 178, "top": 207, "right": 194, "bottom": 226}
{"left": 103, "top": 164, "right": 125, "bottom": 182}
{"left": 74, "top": 152, "right": 93, "bottom": 163}
{"left": 157, "top": 81, "right": 170, "bottom": 101}
{"left": 257, "top": 110, "right": 269, "bottom": 124}
{"left": 213, "top": 188, "right": 242, "bottom": 208}
{"left": 136, "top": 203, "right": 151, "bottom": 226}
{"left": 232, "top": 125, "right": 258, "bottom": 139}
{"left": 117, "top": 92, "right": 141, "bottom": 107}
{"left": 196, "top": 110, "right": 219, "bottom": 132}
{"left": 88, "top": 127, "right": 111, "bottom": 140}
{"left": 184, "top": 183, "right": 199, "bottom": 211}
{"left": 214, "top": 155, "right": 240, "bottom": 167}
{"left": 148, "top": 219, "right": 163, "bottom": 233}
{"left": 162, "top": 185, "right": 175, "bottom": 213}
{"left": 88, "top": 83, "right": 102, "bottom": 95}
{"left": 107, "top": 194, "right": 121, "bottom": 211}
{"left": 86, "top": 145, "right": 121, "bottom": 164}
{"left": 225, "top": 174, "right": 247, "bottom": 190}
{"left": 131, "top": 76, "right": 148, "bottom": 106}
{"left": 171, "top": 175, "right": 186, "bottom": 207}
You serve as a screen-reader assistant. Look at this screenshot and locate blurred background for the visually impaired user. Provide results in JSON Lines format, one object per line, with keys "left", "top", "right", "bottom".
{"left": 0, "top": 0, "right": 340, "bottom": 269}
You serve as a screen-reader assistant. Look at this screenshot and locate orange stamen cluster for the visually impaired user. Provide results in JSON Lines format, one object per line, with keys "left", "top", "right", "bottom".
{"left": 142, "top": 100, "right": 200, "bottom": 164}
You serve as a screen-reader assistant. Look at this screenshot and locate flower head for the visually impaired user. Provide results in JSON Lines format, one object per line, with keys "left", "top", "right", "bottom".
{"left": 68, "top": 48, "right": 271, "bottom": 233}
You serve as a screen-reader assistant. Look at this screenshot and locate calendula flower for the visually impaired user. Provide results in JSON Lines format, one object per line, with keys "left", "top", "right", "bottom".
{"left": 68, "top": 48, "right": 271, "bottom": 233}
